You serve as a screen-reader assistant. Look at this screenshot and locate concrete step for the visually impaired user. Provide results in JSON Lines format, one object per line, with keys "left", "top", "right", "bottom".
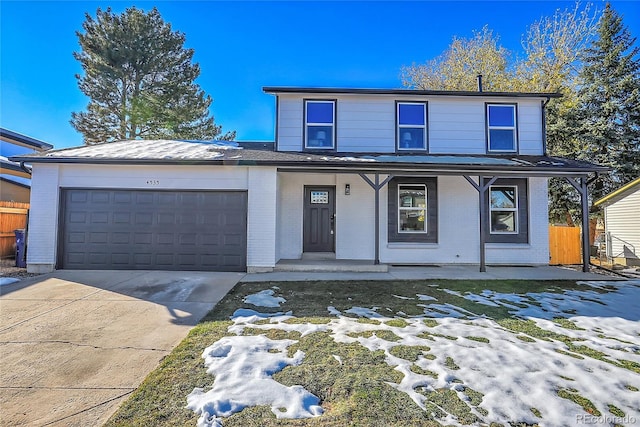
{"left": 275, "top": 259, "right": 388, "bottom": 273}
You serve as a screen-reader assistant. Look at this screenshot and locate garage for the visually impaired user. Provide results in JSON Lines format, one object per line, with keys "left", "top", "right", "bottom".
{"left": 59, "top": 189, "right": 247, "bottom": 271}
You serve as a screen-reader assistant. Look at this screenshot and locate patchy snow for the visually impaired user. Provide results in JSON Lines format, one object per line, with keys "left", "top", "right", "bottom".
{"left": 417, "top": 293, "right": 437, "bottom": 301}
{"left": 186, "top": 335, "right": 323, "bottom": 427}
{"left": 0, "top": 277, "right": 20, "bottom": 286}
{"left": 190, "top": 280, "right": 640, "bottom": 426}
{"left": 42, "top": 139, "right": 236, "bottom": 160}
{"left": 345, "top": 306, "right": 383, "bottom": 318}
{"left": 231, "top": 308, "right": 291, "bottom": 319}
{"left": 243, "top": 289, "right": 286, "bottom": 308}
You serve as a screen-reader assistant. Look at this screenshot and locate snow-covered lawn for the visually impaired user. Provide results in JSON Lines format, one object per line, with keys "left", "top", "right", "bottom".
{"left": 185, "top": 280, "right": 640, "bottom": 427}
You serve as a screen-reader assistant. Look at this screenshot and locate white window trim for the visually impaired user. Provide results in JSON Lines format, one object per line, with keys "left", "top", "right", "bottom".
{"left": 489, "top": 185, "right": 518, "bottom": 235}
{"left": 305, "top": 100, "right": 335, "bottom": 150}
{"left": 398, "top": 184, "right": 428, "bottom": 234}
{"left": 487, "top": 104, "right": 517, "bottom": 153}
{"left": 397, "top": 102, "right": 427, "bottom": 151}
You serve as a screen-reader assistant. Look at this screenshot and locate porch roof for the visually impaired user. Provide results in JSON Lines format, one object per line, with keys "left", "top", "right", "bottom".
{"left": 10, "top": 139, "right": 606, "bottom": 177}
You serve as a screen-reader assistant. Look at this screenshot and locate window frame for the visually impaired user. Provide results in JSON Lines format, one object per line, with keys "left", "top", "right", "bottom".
{"left": 484, "top": 178, "right": 529, "bottom": 244}
{"left": 388, "top": 177, "right": 438, "bottom": 243}
{"left": 397, "top": 184, "right": 428, "bottom": 234}
{"left": 304, "top": 99, "right": 336, "bottom": 151}
{"left": 396, "top": 101, "right": 428, "bottom": 152}
{"left": 489, "top": 185, "right": 518, "bottom": 235}
{"left": 486, "top": 103, "right": 518, "bottom": 153}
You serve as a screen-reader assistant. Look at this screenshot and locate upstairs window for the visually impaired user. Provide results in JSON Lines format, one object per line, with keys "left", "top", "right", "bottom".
{"left": 489, "top": 185, "right": 518, "bottom": 234}
{"left": 305, "top": 100, "right": 335, "bottom": 149}
{"left": 397, "top": 102, "right": 427, "bottom": 151}
{"left": 487, "top": 104, "right": 517, "bottom": 152}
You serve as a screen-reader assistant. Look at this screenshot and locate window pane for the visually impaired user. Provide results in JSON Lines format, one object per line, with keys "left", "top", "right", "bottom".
{"left": 488, "top": 105, "right": 514, "bottom": 127}
{"left": 399, "top": 186, "right": 425, "bottom": 207}
{"left": 399, "top": 210, "right": 426, "bottom": 232}
{"left": 490, "top": 187, "right": 516, "bottom": 209}
{"left": 398, "top": 128, "right": 425, "bottom": 149}
{"left": 307, "top": 125, "right": 333, "bottom": 148}
{"left": 489, "top": 129, "right": 515, "bottom": 151}
{"left": 491, "top": 211, "right": 516, "bottom": 233}
{"left": 399, "top": 104, "right": 425, "bottom": 125}
{"left": 307, "top": 102, "right": 334, "bottom": 124}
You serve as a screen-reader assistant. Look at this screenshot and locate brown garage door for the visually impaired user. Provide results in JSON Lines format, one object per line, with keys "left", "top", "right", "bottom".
{"left": 59, "top": 189, "right": 247, "bottom": 271}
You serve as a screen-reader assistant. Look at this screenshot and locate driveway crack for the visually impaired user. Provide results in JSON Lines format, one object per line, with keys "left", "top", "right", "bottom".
{"left": 0, "top": 339, "right": 169, "bottom": 352}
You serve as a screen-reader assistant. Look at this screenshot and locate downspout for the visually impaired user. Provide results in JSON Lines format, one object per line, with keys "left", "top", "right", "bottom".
{"left": 19, "top": 161, "right": 32, "bottom": 176}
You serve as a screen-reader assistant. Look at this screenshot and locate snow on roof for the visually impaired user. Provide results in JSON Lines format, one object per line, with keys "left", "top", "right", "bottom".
{"left": 39, "top": 139, "right": 238, "bottom": 160}
{"left": 9, "top": 138, "right": 606, "bottom": 174}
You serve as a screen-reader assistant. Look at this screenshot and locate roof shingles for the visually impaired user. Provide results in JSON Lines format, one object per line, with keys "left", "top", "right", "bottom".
{"left": 10, "top": 139, "right": 606, "bottom": 174}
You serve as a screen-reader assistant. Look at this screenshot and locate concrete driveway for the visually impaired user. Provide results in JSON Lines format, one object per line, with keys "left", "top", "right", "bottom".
{"left": 0, "top": 270, "right": 243, "bottom": 426}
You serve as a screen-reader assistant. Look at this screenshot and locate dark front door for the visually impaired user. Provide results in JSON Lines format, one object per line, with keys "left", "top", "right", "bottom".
{"left": 303, "top": 186, "right": 335, "bottom": 252}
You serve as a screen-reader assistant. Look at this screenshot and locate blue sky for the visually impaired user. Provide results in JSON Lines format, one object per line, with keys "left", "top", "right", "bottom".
{"left": 1, "top": 1, "right": 638, "bottom": 149}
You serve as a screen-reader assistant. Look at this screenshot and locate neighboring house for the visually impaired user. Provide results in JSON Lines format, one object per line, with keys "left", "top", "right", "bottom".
{"left": 594, "top": 177, "right": 640, "bottom": 266}
{"left": 11, "top": 86, "right": 605, "bottom": 274}
{"left": 1, "top": 128, "right": 54, "bottom": 203}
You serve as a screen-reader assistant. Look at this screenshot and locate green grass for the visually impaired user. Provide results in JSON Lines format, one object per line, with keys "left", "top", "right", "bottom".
{"left": 104, "top": 279, "right": 632, "bottom": 426}
{"left": 385, "top": 319, "right": 409, "bottom": 328}
{"left": 557, "top": 388, "right": 601, "bottom": 416}
{"left": 553, "top": 318, "right": 585, "bottom": 330}
{"left": 388, "top": 345, "right": 431, "bottom": 362}
{"left": 465, "top": 335, "right": 490, "bottom": 343}
{"left": 444, "top": 356, "right": 460, "bottom": 370}
{"left": 607, "top": 404, "right": 625, "bottom": 417}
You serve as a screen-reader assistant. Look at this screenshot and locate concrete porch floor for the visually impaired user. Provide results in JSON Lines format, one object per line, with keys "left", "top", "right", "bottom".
{"left": 245, "top": 264, "right": 618, "bottom": 282}
{"left": 275, "top": 258, "right": 388, "bottom": 272}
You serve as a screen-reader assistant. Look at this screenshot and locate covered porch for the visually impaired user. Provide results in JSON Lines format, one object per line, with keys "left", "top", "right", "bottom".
{"left": 276, "top": 153, "right": 607, "bottom": 273}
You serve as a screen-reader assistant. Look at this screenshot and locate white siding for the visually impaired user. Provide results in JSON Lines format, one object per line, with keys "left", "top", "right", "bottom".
{"left": 277, "top": 96, "right": 303, "bottom": 151}
{"left": 27, "top": 164, "right": 280, "bottom": 273}
{"left": 517, "top": 100, "right": 544, "bottom": 155}
{"left": 428, "top": 99, "right": 485, "bottom": 154}
{"left": 275, "top": 93, "right": 545, "bottom": 155}
{"left": 604, "top": 187, "right": 640, "bottom": 260}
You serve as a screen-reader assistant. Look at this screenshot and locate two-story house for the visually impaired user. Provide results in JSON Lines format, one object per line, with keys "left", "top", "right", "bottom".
{"left": 12, "top": 86, "right": 605, "bottom": 274}
{"left": 1, "top": 128, "right": 54, "bottom": 203}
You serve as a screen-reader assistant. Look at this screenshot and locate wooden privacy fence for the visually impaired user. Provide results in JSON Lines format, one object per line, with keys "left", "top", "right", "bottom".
{"left": 0, "top": 201, "right": 29, "bottom": 258}
{"left": 549, "top": 225, "right": 582, "bottom": 265}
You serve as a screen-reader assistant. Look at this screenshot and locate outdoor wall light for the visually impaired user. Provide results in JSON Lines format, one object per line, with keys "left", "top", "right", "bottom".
{"left": 345, "top": 184, "right": 351, "bottom": 195}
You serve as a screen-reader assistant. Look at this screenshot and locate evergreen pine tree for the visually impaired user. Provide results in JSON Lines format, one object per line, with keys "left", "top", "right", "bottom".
{"left": 71, "top": 7, "right": 234, "bottom": 144}
{"left": 574, "top": 3, "right": 640, "bottom": 202}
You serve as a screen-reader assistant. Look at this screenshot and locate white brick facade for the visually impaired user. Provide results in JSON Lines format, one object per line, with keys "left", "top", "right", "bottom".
{"left": 276, "top": 173, "right": 549, "bottom": 265}
{"left": 26, "top": 164, "right": 281, "bottom": 273}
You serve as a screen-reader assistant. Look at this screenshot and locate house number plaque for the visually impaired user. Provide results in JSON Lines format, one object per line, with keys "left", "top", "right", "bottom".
{"left": 310, "top": 191, "right": 329, "bottom": 204}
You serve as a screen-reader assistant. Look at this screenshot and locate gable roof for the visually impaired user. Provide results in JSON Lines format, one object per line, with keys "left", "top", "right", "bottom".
{"left": 594, "top": 177, "right": 640, "bottom": 207}
{"left": 10, "top": 139, "right": 606, "bottom": 177}
{"left": 0, "top": 128, "right": 54, "bottom": 151}
{"left": 263, "top": 86, "right": 563, "bottom": 99}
